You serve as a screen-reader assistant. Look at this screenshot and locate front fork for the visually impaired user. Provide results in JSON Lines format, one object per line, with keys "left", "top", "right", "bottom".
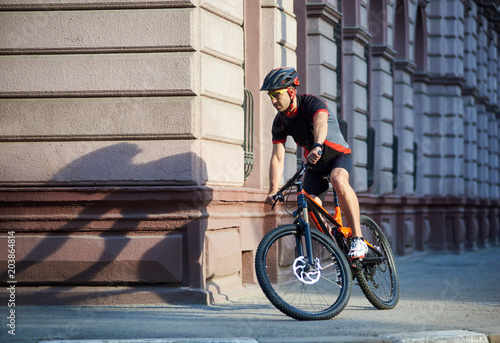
{"left": 294, "top": 211, "right": 322, "bottom": 284}
{"left": 294, "top": 191, "right": 316, "bottom": 266}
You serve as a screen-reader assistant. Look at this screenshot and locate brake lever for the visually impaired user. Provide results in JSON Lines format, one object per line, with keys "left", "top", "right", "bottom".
{"left": 271, "top": 193, "right": 284, "bottom": 210}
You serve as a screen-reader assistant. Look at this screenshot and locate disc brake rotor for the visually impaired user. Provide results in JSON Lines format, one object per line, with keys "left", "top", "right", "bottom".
{"left": 292, "top": 256, "right": 322, "bottom": 284}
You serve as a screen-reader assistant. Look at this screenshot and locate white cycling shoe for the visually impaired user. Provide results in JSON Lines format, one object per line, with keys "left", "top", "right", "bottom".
{"left": 348, "top": 237, "right": 368, "bottom": 259}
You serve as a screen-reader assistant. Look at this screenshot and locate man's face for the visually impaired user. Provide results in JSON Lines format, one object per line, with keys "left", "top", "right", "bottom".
{"left": 267, "top": 88, "right": 290, "bottom": 112}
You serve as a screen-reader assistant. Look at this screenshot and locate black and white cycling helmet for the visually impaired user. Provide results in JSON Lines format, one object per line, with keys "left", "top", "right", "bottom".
{"left": 260, "top": 67, "right": 300, "bottom": 91}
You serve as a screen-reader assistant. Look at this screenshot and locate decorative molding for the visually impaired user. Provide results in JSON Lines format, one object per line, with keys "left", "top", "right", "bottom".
{"left": 462, "top": 86, "right": 478, "bottom": 97}
{"left": 394, "top": 59, "right": 417, "bottom": 73}
{"left": 486, "top": 103, "right": 500, "bottom": 114}
{"left": 427, "top": 74, "right": 466, "bottom": 87}
{"left": 0, "top": 133, "right": 197, "bottom": 143}
{"left": 418, "top": 0, "right": 429, "bottom": 8}
{"left": 371, "top": 45, "right": 398, "bottom": 61}
{"left": 0, "top": 46, "right": 196, "bottom": 56}
{"left": 414, "top": 72, "right": 469, "bottom": 89}
{"left": 342, "top": 27, "right": 372, "bottom": 46}
{"left": 414, "top": 71, "right": 431, "bottom": 84}
{"left": 0, "top": 89, "right": 196, "bottom": 99}
{"left": 461, "top": 87, "right": 499, "bottom": 115}
{"left": 306, "top": 2, "right": 342, "bottom": 26}
{"left": 0, "top": 0, "right": 195, "bottom": 10}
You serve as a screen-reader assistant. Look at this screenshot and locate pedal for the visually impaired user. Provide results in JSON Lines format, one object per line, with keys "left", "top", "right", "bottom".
{"left": 350, "top": 259, "right": 362, "bottom": 268}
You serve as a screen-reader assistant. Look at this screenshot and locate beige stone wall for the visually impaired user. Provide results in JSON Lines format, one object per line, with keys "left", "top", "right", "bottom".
{"left": 0, "top": 0, "right": 245, "bottom": 188}
{"left": 260, "top": 0, "right": 299, "bottom": 184}
{"left": 0, "top": 0, "right": 249, "bottom": 303}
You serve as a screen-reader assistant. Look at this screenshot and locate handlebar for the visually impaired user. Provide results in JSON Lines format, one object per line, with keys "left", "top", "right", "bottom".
{"left": 271, "top": 162, "right": 310, "bottom": 209}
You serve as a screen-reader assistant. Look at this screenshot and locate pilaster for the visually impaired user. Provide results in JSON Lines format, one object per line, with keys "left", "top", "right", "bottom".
{"left": 477, "top": 102, "right": 490, "bottom": 198}
{"left": 486, "top": 29, "right": 499, "bottom": 198}
{"left": 370, "top": 45, "right": 397, "bottom": 194}
{"left": 342, "top": 26, "right": 371, "bottom": 192}
{"left": 413, "top": 72, "right": 431, "bottom": 196}
{"left": 305, "top": 1, "right": 342, "bottom": 108}
{"left": 425, "top": 0, "right": 466, "bottom": 197}
{"left": 393, "top": 60, "right": 416, "bottom": 195}
{"left": 260, "top": 0, "right": 298, "bottom": 183}
{"left": 463, "top": 1, "right": 479, "bottom": 198}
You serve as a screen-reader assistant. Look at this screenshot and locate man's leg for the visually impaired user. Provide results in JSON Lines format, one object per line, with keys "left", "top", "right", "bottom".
{"left": 330, "top": 167, "right": 368, "bottom": 258}
{"left": 330, "top": 167, "right": 362, "bottom": 236}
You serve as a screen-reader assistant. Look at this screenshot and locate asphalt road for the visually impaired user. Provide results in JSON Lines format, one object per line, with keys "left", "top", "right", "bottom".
{"left": 2, "top": 245, "right": 500, "bottom": 343}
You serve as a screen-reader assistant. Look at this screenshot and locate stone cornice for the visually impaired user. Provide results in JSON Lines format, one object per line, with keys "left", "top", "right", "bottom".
{"left": 462, "top": 86, "right": 478, "bottom": 97}
{"left": 461, "top": 87, "right": 499, "bottom": 116}
{"left": 414, "top": 71, "right": 431, "bottom": 84}
{"left": 371, "top": 45, "right": 398, "bottom": 61}
{"left": 342, "top": 27, "right": 372, "bottom": 46}
{"left": 394, "top": 59, "right": 417, "bottom": 73}
{"left": 462, "top": 86, "right": 488, "bottom": 105}
{"left": 477, "top": 95, "right": 491, "bottom": 106}
{"left": 0, "top": 0, "right": 195, "bottom": 10}
{"left": 486, "top": 103, "right": 500, "bottom": 114}
{"left": 306, "top": 2, "right": 342, "bottom": 26}
{"left": 414, "top": 72, "right": 469, "bottom": 89}
{"left": 418, "top": 0, "right": 429, "bottom": 8}
{"left": 427, "top": 74, "right": 466, "bottom": 87}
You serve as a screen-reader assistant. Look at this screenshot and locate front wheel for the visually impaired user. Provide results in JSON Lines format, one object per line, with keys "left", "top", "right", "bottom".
{"left": 355, "top": 215, "right": 400, "bottom": 309}
{"left": 255, "top": 224, "right": 352, "bottom": 320}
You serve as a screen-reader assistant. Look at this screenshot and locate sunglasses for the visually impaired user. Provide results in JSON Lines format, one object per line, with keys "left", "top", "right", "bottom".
{"left": 267, "top": 89, "right": 288, "bottom": 100}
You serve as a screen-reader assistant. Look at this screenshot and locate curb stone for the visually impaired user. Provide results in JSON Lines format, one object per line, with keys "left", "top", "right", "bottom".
{"left": 35, "top": 330, "right": 498, "bottom": 343}
{"left": 381, "top": 330, "right": 488, "bottom": 343}
{"left": 39, "top": 339, "right": 259, "bottom": 343}
{"left": 476, "top": 326, "right": 500, "bottom": 343}
{"left": 258, "top": 336, "right": 390, "bottom": 342}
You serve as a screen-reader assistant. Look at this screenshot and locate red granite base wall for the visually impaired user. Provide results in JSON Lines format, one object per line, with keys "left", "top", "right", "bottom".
{"left": 0, "top": 186, "right": 213, "bottom": 304}
{"left": 359, "top": 195, "right": 500, "bottom": 255}
{"left": 1, "top": 187, "right": 498, "bottom": 305}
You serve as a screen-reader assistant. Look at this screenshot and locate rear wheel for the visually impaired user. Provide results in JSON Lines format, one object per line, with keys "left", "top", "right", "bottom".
{"left": 355, "top": 215, "right": 400, "bottom": 309}
{"left": 255, "top": 224, "right": 352, "bottom": 320}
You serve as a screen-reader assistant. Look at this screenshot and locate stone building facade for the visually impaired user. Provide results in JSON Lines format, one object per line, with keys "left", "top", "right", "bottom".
{"left": 0, "top": 0, "right": 499, "bottom": 304}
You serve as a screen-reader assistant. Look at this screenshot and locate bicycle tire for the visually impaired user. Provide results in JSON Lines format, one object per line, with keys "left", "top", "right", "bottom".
{"left": 355, "top": 215, "right": 400, "bottom": 309}
{"left": 255, "top": 224, "right": 352, "bottom": 320}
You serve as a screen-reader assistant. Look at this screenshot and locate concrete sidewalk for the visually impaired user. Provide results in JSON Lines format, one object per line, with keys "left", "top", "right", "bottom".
{"left": 36, "top": 328, "right": 500, "bottom": 343}
{"left": 2, "top": 246, "right": 500, "bottom": 343}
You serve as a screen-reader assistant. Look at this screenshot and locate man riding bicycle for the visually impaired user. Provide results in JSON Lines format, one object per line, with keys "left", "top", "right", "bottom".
{"left": 262, "top": 67, "right": 368, "bottom": 259}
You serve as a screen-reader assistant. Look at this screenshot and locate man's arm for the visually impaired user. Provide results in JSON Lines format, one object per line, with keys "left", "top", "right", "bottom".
{"left": 307, "top": 110, "right": 328, "bottom": 164}
{"left": 267, "top": 142, "right": 286, "bottom": 205}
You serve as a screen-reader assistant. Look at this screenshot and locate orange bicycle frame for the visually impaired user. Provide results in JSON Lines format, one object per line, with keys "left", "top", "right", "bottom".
{"left": 302, "top": 192, "right": 353, "bottom": 239}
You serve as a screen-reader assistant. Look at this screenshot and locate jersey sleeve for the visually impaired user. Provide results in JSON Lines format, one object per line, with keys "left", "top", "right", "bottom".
{"left": 271, "top": 115, "right": 287, "bottom": 144}
{"left": 310, "top": 96, "right": 330, "bottom": 119}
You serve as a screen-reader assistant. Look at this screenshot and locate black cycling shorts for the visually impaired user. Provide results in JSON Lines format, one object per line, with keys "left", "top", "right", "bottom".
{"left": 303, "top": 153, "right": 353, "bottom": 200}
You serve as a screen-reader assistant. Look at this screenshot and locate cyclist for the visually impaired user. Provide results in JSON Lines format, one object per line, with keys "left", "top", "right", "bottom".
{"left": 262, "top": 67, "right": 368, "bottom": 259}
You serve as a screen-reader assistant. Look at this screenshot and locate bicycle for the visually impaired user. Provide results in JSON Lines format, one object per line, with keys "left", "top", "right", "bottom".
{"left": 255, "top": 162, "right": 400, "bottom": 320}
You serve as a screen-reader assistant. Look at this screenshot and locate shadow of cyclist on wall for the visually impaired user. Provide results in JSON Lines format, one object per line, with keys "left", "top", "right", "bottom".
{"left": 12, "top": 142, "right": 212, "bottom": 304}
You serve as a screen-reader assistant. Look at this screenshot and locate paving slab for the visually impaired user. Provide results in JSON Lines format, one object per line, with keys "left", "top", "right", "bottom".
{"left": 382, "top": 330, "right": 488, "bottom": 343}
{"left": 40, "top": 340, "right": 259, "bottom": 343}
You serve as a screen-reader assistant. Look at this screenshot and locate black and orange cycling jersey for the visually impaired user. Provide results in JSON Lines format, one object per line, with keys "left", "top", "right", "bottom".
{"left": 271, "top": 94, "right": 350, "bottom": 161}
